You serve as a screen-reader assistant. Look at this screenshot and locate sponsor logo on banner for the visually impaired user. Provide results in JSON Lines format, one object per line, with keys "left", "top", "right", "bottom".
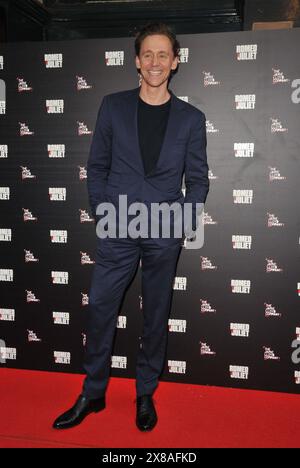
{"left": 173, "top": 276, "right": 187, "bottom": 290}
{"left": 208, "top": 169, "right": 218, "bottom": 180}
{"left": 105, "top": 51, "right": 124, "bottom": 66}
{"left": 0, "top": 228, "right": 11, "bottom": 241}
{"left": 82, "top": 333, "right": 86, "bottom": 346}
{"left": 295, "top": 371, "right": 300, "bottom": 384}
{"left": 21, "top": 166, "right": 36, "bottom": 180}
{"left": 26, "top": 290, "right": 40, "bottom": 303}
{"left": 17, "top": 78, "right": 32, "bottom": 92}
{"left": 54, "top": 351, "right": 70, "bottom": 364}
{"left": 236, "top": 44, "right": 257, "bottom": 60}
{"left": 27, "top": 330, "right": 42, "bottom": 342}
{"left": 206, "top": 120, "right": 219, "bottom": 133}
{"left": 77, "top": 121, "right": 92, "bottom": 136}
{"left": 0, "top": 145, "right": 8, "bottom": 158}
{"left": 263, "top": 347, "right": 280, "bottom": 361}
{"left": 230, "top": 365, "right": 249, "bottom": 379}
{"left": 200, "top": 299, "right": 216, "bottom": 314}
{"left": 80, "top": 251, "right": 95, "bottom": 265}
{"left": 111, "top": 356, "right": 127, "bottom": 368}
{"left": 203, "top": 71, "right": 220, "bottom": 87}
{"left": 49, "top": 188, "right": 66, "bottom": 201}
{"left": 0, "top": 347, "right": 16, "bottom": 360}
{"left": 0, "top": 187, "right": 9, "bottom": 200}
{"left": 0, "top": 308, "right": 15, "bottom": 321}
{"left": 267, "top": 213, "right": 284, "bottom": 227}
{"left": 76, "top": 76, "right": 92, "bottom": 90}
{"left": 235, "top": 94, "right": 256, "bottom": 110}
{"left": 53, "top": 311, "right": 70, "bottom": 325}
{"left": 269, "top": 167, "right": 286, "bottom": 181}
{"left": 50, "top": 230, "right": 67, "bottom": 243}
{"left": 0, "top": 100, "right": 5, "bottom": 114}
{"left": 48, "top": 144, "right": 65, "bottom": 158}
{"left": 168, "top": 319, "right": 186, "bottom": 333}
{"left": 234, "top": 142, "right": 254, "bottom": 158}
{"left": 19, "top": 122, "right": 34, "bottom": 136}
{"left": 272, "top": 68, "right": 290, "bottom": 84}
{"left": 233, "top": 189, "right": 253, "bottom": 204}
{"left": 179, "top": 48, "right": 189, "bottom": 63}
{"left": 203, "top": 212, "right": 218, "bottom": 225}
{"left": 51, "top": 271, "right": 69, "bottom": 285}
{"left": 117, "top": 316, "right": 127, "bottom": 329}
{"left": 78, "top": 166, "right": 87, "bottom": 180}
{"left": 271, "top": 118, "right": 288, "bottom": 133}
{"left": 230, "top": 323, "right": 250, "bottom": 337}
{"left": 200, "top": 342, "right": 216, "bottom": 356}
{"left": 178, "top": 96, "right": 188, "bottom": 102}
{"left": 46, "top": 99, "right": 64, "bottom": 114}
{"left": 0, "top": 78, "right": 5, "bottom": 113}
{"left": 23, "top": 208, "right": 37, "bottom": 222}
{"left": 231, "top": 279, "right": 251, "bottom": 294}
{"left": 0, "top": 341, "right": 5, "bottom": 363}
{"left": 168, "top": 360, "right": 186, "bottom": 374}
{"left": 44, "top": 53, "right": 63, "bottom": 68}
{"left": 0, "top": 269, "right": 13, "bottom": 281}
{"left": 81, "top": 292, "right": 89, "bottom": 306}
{"left": 232, "top": 235, "right": 252, "bottom": 249}
{"left": 24, "top": 250, "right": 39, "bottom": 263}
{"left": 79, "top": 209, "right": 94, "bottom": 223}
{"left": 266, "top": 258, "right": 283, "bottom": 273}
{"left": 264, "top": 303, "right": 281, "bottom": 318}
{"left": 201, "top": 256, "right": 217, "bottom": 270}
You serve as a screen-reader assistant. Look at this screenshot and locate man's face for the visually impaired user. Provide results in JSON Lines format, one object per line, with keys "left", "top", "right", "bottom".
{"left": 135, "top": 34, "right": 179, "bottom": 88}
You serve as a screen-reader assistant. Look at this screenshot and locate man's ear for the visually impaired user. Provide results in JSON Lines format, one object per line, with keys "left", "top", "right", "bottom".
{"left": 172, "top": 56, "right": 179, "bottom": 70}
{"left": 135, "top": 55, "right": 141, "bottom": 69}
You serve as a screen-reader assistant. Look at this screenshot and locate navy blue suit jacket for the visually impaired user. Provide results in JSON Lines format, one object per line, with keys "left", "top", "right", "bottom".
{"left": 87, "top": 86, "right": 209, "bottom": 235}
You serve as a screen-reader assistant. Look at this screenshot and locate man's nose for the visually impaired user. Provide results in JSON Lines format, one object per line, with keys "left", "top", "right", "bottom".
{"left": 152, "top": 55, "right": 159, "bottom": 65}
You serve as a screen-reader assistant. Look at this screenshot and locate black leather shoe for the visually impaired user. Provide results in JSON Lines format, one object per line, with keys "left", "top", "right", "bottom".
{"left": 136, "top": 395, "right": 157, "bottom": 431}
{"left": 53, "top": 394, "right": 105, "bottom": 429}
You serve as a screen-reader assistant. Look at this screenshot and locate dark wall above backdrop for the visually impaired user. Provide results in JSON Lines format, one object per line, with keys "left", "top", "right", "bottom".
{"left": 244, "top": 0, "right": 300, "bottom": 30}
{"left": 1, "top": 0, "right": 299, "bottom": 43}
{"left": 0, "top": 0, "right": 245, "bottom": 42}
{"left": 1, "top": 0, "right": 299, "bottom": 44}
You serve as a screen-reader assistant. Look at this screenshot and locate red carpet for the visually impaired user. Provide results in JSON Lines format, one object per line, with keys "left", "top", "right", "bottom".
{"left": 0, "top": 368, "right": 300, "bottom": 448}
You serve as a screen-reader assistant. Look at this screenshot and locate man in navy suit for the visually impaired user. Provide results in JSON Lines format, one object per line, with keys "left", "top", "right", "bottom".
{"left": 53, "top": 22, "right": 209, "bottom": 432}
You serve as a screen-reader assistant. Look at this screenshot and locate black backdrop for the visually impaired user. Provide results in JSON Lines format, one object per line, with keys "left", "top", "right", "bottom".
{"left": 0, "top": 28, "right": 299, "bottom": 393}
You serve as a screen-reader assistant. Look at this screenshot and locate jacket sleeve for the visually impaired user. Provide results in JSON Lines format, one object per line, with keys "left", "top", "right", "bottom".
{"left": 184, "top": 111, "right": 209, "bottom": 233}
{"left": 87, "top": 95, "right": 112, "bottom": 218}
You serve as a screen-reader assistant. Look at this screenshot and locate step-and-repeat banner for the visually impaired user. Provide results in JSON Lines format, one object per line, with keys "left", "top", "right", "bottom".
{"left": 0, "top": 28, "right": 299, "bottom": 393}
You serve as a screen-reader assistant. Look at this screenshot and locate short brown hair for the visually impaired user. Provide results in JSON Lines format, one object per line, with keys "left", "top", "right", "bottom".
{"left": 134, "top": 22, "right": 180, "bottom": 78}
